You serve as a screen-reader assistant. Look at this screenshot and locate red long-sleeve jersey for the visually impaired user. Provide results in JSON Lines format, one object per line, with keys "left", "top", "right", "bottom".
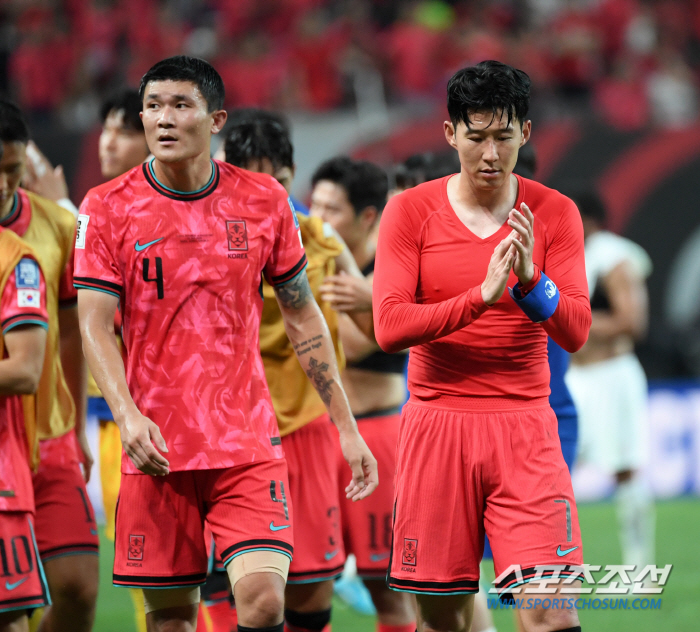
{"left": 373, "top": 174, "right": 591, "bottom": 404}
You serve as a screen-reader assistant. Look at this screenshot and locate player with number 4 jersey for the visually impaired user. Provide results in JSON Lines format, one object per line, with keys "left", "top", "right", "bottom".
{"left": 75, "top": 56, "right": 376, "bottom": 632}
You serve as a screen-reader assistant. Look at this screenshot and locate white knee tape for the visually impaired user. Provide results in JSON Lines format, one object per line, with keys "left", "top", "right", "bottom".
{"left": 143, "top": 586, "right": 201, "bottom": 614}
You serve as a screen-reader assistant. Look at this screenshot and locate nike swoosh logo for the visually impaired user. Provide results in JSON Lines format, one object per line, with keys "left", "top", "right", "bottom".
{"left": 5, "top": 577, "right": 28, "bottom": 591}
{"left": 134, "top": 238, "right": 163, "bottom": 252}
{"left": 269, "top": 522, "right": 290, "bottom": 532}
{"left": 324, "top": 549, "right": 339, "bottom": 561}
{"left": 370, "top": 552, "right": 390, "bottom": 562}
{"left": 556, "top": 545, "right": 579, "bottom": 557}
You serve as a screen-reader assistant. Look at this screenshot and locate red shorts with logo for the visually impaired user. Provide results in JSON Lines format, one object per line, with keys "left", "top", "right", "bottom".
{"left": 0, "top": 513, "right": 50, "bottom": 613}
{"left": 283, "top": 414, "right": 344, "bottom": 583}
{"left": 338, "top": 410, "right": 400, "bottom": 578}
{"left": 388, "top": 400, "right": 583, "bottom": 596}
{"left": 113, "top": 459, "right": 294, "bottom": 588}
{"left": 32, "top": 432, "right": 99, "bottom": 561}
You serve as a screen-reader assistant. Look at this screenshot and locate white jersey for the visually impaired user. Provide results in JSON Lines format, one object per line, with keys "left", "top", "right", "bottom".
{"left": 585, "top": 230, "right": 652, "bottom": 298}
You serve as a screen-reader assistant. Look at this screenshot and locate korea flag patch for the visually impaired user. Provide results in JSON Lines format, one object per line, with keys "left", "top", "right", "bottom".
{"left": 15, "top": 259, "right": 40, "bottom": 289}
{"left": 76, "top": 214, "right": 90, "bottom": 249}
{"left": 18, "top": 289, "right": 40, "bottom": 308}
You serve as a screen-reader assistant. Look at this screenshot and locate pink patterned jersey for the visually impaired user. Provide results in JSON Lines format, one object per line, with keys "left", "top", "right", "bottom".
{"left": 74, "top": 160, "right": 307, "bottom": 474}
{"left": 0, "top": 253, "right": 49, "bottom": 512}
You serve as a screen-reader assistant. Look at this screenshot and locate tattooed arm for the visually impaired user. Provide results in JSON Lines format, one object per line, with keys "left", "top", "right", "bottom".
{"left": 274, "top": 271, "right": 378, "bottom": 501}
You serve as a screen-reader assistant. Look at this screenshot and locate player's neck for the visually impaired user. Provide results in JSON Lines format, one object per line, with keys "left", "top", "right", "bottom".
{"left": 351, "top": 237, "right": 374, "bottom": 270}
{"left": 151, "top": 154, "right": 213, "bottom": 193}
{"left": 458, "top": 171, "right": 518, "bottom": 213}
{"left": 0, "top": 192, "right": 17, "bottom": 222}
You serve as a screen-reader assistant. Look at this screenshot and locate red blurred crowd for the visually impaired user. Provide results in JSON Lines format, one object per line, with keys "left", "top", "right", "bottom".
{"left": 4, "top": 0, "right": 700, "bottom": 130}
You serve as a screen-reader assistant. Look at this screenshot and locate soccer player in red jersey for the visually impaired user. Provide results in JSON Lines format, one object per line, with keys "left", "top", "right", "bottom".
{"left": 75, "top": 56, "right": 377, "bottom": 632}
{"left": 0, "top": 227, "right": 50, "bottom": 632}
{"left": 373, "top": 61, "right": 591, "bottom": 632}
{"left": 0, "top": 101, "right": 98, "bottom": 632}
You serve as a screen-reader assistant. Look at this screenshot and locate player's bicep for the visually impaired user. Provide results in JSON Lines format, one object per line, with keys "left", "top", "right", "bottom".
{"left": 3, "top": 325, "right": 48, "bottom": 390}
{"left": 273, "top": 271, "right": 315, "bottom": 313}
{"left": 78, "top": 288, "right": 120, "bottom": 337}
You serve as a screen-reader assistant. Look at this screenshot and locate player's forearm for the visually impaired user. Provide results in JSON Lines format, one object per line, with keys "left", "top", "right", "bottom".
{"left": 542, "top": 295, "right": 592, "bottom": 353}
{"left": 59, "top": 308, "right": 87, "bottom": 431}
{"left": 374, "top": 285, "right": 489, "bottom": 353}
{"left": 284, "top": 304, "right": 358, "bottom": 435}
{"left": 80, "top": 316, "right": 138, "bottom": 426}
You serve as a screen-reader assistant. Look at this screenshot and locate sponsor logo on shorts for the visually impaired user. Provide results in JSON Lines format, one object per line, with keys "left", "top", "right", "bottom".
{"left": 5, "top": 577, "right": 28, "bottom": 591}
{"left": 402, "top": 538, "right": 417, "bottom": 566}
{"left": 226, "top": 220, "right": 248, "bottom": 251}
{"left": 324, "top": 549, "right": 339, "bottom": 561}
{"left": 128, "top": 534, "right": 145, "bottom": 561}
{"left": 370, "top": 552, "right": 390, "bottom": 562}
{"left": 556, "top": 545, "right": 579, "bottom": 557}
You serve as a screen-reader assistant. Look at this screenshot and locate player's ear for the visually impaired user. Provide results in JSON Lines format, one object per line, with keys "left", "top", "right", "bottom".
{"left": 211, "top": 109, "right": 228, "bottom": 135}
{"left": 520, "top": 120, "right": 532, "bottom": 147}
{"left": 359, "top": 205, "right": 379, "bottom": 230}
{"left": 444, "top": 121, "right": 457, "bottom": 150}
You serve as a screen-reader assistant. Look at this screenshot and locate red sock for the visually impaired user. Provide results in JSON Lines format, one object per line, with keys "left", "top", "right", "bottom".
{"left": 206, "top": 600, "right": 232, "bottom": 632}
{"left": 377, "top": 624, "right": 416, "bottom": 632}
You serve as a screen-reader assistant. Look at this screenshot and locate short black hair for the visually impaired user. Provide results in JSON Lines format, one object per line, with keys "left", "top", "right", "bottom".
{"left": 513, "top": 142, "right": 537, "bottom": 179}
{"left": 139, "top": 55, "right": 225, "bottom": 112}
{"left": 0, "top": 99, "right": 30, "bottom": 144}
{"left": 447, "top": 60, "right": 531, "bottom": 129}
{"left": 564, "top": 186, "right": 607, "bottom": 225}
{"left": 100, "top": 89, "right": 143, "bottom": 132}
{"left": 312, "top": 157, "right": 388, "bottom": 215}
{"left": 224, "top": 109, "right": 293, "bottom": 170}
{"left": 394, "top": 151, "right": 461, "bottom": 189}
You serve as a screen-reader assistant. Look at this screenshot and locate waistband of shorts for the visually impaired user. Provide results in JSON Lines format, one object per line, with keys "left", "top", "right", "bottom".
{"left": 406, "top": 394, "right": 550, "bottom": 413}
{"left": 355, "top": 406, "right": 401, "bottom": 421}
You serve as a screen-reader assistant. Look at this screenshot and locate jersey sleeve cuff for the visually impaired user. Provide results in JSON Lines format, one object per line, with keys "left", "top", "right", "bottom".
{"left": 2, "top": 314, "right": 49, "bottom": 334}
{"left": 267, "top": 254, "right": 308, "bottom": 286}
{"left": 509, "top": 271, "right": 560, "bottom": 323}
{"left": 74, "top": 276, "right": 122, "bottom": 299}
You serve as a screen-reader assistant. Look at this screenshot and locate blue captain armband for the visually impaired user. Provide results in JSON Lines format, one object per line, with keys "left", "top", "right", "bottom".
{"left": 509, "top": 271, "right": 560, "bottom": 323}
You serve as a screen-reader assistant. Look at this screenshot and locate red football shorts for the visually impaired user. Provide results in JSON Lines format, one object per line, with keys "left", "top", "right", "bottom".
{"left": 32, "top": 431, "right": 99, "bottom": 561}
{"left": 113, "top": 459, "right": 294, "bottom": 588}
{"left": 338, "top": 410, "right": 400, "bottom": 578}
{"left": 0, "top": 513, "right": 50, "bottom": 613}
{"left": 283, "top": 414, "right": 344, "bottom": 583}
{"left": 388, "top": 399, "right": 583, "bottom": 596}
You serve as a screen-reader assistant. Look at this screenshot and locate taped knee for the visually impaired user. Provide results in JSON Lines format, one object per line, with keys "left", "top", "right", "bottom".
{"left": 226, "top": 550, "right": 290, "bottom": 588}
{"left": 142, "top": 586, "right": 200, "bottom": 614}
{"left": 284, "top": 608, "right": 331, "bottom": 632}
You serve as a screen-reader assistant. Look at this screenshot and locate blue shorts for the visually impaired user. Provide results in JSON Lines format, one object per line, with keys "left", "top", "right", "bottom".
{"left": 87, "top": 397, "right": 113, "bottom": 420}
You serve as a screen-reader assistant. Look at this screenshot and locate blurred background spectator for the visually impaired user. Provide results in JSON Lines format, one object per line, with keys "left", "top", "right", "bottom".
{"left": 2, "top": 0, "right": 700, "bottom": 130}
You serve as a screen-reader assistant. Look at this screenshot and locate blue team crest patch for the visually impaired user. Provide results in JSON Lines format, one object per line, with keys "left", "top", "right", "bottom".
{"left": 15, "top": 259, "right": 40, "bottom": 289}
{"left": 287, "top": 197, "right": 300, "bottom": 229}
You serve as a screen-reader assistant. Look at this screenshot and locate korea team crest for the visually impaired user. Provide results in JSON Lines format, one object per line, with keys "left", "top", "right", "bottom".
{"left": 128, "top": 535, "right": 145, "bottom": 561}
{"left": 402, "top": 538, "right": 418, "bottom": 566}
{"left": 226, "top": 220, "right": 248, "bottom": 251}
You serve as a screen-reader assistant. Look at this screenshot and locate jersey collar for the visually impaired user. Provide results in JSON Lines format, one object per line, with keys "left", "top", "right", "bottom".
{"left": 143, "top": 158, "right": 220, "bottom": 201}
{"left": 0, "top": 190, "right": 31, "bottom": 236}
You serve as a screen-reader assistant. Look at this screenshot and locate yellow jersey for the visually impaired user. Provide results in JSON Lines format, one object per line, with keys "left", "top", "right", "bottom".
{"left": 1, "top": 189, "right": 77, "bottom": 440}
{"left": 259, "top": 215, "right": 344, "bottom": 436}
{"left": 0, "top": 227, "right": 49, "bottom": 467}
